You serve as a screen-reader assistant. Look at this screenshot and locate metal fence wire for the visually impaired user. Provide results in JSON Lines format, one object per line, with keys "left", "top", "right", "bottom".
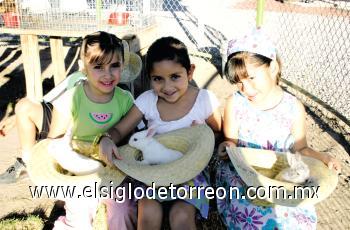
{"left": 0, "top": 0, "right": 157, "bottom": 33}
{"left": 0, "top": 0, "right": 349, "bottom": 140}
{"left": 153, "top": 0, "right": 350, "bottom": 142}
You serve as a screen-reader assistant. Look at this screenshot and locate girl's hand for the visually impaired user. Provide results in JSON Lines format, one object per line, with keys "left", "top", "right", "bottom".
{"left": 322, "top": 153, "right": 341, "bottom": 174}
{"left": 99, "top": 136, "right": 122, "bottom": 166}
{"left": 217, "top": 141, "right": 235, "bottom": 160}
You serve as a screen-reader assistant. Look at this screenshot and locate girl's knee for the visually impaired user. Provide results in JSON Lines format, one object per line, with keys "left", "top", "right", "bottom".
{"left": 169, "top": 201, "right": 196, "bottom": 229}
{"left": 103, "top": 199, "right": 137, "bottom": 230}
{"left": 138, "top": 199, "right": 162, "bottom": 229}
{"left": 15, "top": 98, "right": 34, "bottom": 114}
{"left": 15, "top": 98, "right": 42, "bottom": 118}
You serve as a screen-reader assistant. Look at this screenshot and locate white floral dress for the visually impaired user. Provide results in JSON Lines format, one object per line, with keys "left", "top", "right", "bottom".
{"left": 216, "top": 91, "right": 317, "bottom": 229}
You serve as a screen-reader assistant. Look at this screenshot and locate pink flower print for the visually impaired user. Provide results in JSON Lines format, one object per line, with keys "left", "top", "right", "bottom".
{"left": 227, "top": 206, "right": 242, "bottom": 225}
{"left": 292, "top": 213, "right": 316, "bottom": 230}
{"left": 237, "top": 208, "right": 263, "bottom": 230}
{"left": 253, "top": 44, "right": 257, "bottom": 48}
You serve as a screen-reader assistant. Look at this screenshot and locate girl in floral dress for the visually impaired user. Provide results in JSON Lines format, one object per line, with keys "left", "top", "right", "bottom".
{"left": 216, "top": 28, "right": 341, "bottom": 229}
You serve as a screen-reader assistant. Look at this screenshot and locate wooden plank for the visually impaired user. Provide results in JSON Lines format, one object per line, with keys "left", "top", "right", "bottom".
{"left": 20, "top": 34, "right": 42, "bottom": 100}
{"left": 1, "top": 25, "right": 158, "bottom": 51}
{"left": 50, "top": 37, "right": 66, "bottom": 86}
{"left": 1, "top": 28, "right": 93, "bottom": 37}
{"left": 1, "top": 26, "right": 137, "bottom": 38}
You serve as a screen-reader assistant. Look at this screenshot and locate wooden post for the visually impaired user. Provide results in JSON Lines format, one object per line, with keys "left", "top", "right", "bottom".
{"left": 20, "top": 34, "right": 43, "bottom": 100}
{"left": 50, "top": 36, "right": 66, "bottom": 86}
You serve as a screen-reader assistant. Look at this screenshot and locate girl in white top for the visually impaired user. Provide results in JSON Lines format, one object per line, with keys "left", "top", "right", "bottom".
{"left": 100, "top": 36, "right": 222, "bottom": 229}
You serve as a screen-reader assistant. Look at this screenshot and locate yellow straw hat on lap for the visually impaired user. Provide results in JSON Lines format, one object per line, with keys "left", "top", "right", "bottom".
{"left": 114, "top": 125, "right": 215, "bottom": 187}
{"left": 226, "top": 147, "right": 338, "bottom": 207}
{"left": 27, "top": 139, "right": 126, "bottom": 199}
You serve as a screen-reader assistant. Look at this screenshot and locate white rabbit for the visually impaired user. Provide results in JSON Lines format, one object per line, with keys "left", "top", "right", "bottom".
{"left": 128, "top": 127, "right": 183, "bottom": 165}
{"left": 48, "top": 126, "right": 103, "bottom": 176}
{"left": 275, "top": 151, "right": 310, "bottom": 184}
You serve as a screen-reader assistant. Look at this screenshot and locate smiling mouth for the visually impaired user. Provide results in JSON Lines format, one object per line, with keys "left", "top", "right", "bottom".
{"left": 100, "top": 81, "right": 114, "bottom": 87}
{"left": 163, "top": 91, "right": 176, "bottom": 96}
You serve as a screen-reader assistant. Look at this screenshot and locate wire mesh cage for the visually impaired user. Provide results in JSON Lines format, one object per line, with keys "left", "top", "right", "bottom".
{"left": 151, "top": 0, "right": 349, "bottom": 141}
{"left": 0, "top": 0, "right": 157, "bottom": 34}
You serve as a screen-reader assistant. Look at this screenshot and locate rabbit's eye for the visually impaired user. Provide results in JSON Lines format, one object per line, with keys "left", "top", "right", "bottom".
{"left": 133, "top": 138, "right": 138, "bottom": 141}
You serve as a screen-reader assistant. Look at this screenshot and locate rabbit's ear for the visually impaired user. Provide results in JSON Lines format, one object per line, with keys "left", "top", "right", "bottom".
{"left": 295, "top": 153, "right": 302, "bottom": 162}
{"left": 286, "top": 151, "right": 294, "bottom": 166}
{"left": 289, "top": 153, "right": 299, "bottom": 168}
{"left": 146, "top": 127, "right": 156, "bottom": 138}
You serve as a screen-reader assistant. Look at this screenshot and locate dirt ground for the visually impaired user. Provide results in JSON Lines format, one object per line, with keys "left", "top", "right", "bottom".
{"left": 0, "top": 44, "right": 349, "bottom": 229}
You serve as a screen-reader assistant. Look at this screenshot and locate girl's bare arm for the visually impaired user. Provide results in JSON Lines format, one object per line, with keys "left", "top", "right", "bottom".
{"left": 206, "top": 107, "right": 222, "bottom": 133}
{"left": 217, "top": 95, "right": 239, "bottom": 159}
{"left": 107, "top": 105, "right": 143, "bottom": 144}
{"left": 292, "top": 100, "right": 341, "bottom": 172}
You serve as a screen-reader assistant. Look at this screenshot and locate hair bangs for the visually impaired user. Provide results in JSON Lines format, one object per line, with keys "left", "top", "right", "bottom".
{"left": 225, "top": 52, "right": 249, "bottom": 84}
{"left": 85, "top": 44, "right": 121, "bottom": 66}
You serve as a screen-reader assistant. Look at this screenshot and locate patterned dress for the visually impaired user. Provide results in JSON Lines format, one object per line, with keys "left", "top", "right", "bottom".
{"left": 216, "top": 91, "right": 317, "bottom": 230}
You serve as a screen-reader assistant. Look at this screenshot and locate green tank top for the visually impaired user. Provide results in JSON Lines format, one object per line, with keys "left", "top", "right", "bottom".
{"left": 70, "top": 83, "right": 133, "bottom": 143}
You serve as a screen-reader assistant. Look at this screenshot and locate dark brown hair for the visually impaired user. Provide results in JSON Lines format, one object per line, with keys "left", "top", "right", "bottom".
{"left": 146, "top": 36, "right": 191, "bottom": 76}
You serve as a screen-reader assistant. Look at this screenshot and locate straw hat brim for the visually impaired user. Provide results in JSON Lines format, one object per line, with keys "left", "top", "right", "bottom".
{"left": 120, "top": 40, "right": 142, "bottom": 83}
{"left": 113, "top": 125, "right": 215, "bottom": 187}
{"left": 27, "top": 139, "right": 126, "bottom": 198}
{"left": 227, "top": 147, "right": 338, "bottom": 207}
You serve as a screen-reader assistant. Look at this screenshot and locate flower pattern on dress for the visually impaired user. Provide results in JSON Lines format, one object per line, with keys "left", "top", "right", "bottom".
{"left": 237, "top": 208, "right": 264, "bottom": 230}
{"left": 292, "top": 212, "right": 316, "bottom": 230}
{"left": 227, "top": 206, "right": 242, "bottom": 225}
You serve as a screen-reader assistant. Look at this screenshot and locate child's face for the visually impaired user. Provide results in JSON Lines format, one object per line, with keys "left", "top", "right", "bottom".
{"left": 150, "top": 60, "right": 193, "bottom": 103}
{"left": 85, "top": 53, "right": 123, "bottom": 96}
{"left": 237, "top": 62, "right": 277, "bottom": 106}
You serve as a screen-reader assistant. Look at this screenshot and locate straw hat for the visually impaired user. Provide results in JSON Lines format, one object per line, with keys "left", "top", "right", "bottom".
{"left": 120, "top": 40, "right": 142, "bottom": 83}
{"left": 114, "top": 125, "right": 215, "bottom": 187}
{"left": 226, "top": 147, "right": 338, "bottom": 207}
{"left": 27, "top": 139, "right": 126, "bottom": 199}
